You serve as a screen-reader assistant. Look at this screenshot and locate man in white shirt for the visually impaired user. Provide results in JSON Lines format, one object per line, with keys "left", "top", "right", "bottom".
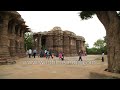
{"left": 28, "top": 49, "right": 32, "bottom": 58}
{"left": 102, "top": 52, "right": 104, "bottom": 62}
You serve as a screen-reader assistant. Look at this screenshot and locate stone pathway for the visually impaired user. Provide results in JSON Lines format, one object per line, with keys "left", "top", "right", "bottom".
{"left": 0, "top": 55, "right": 108, "bottom": 79}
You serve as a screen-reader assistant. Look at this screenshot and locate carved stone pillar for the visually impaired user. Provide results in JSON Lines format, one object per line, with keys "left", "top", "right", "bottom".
{"left": 39, "top": 35, "right": 42, "bottom": 50}
{"left": 76, "top": 40, "right": 80, "bottom": 55}
{"left": 53, "top": 35, "right": 58, "bottom": 51}
{"left": 21, "top": 42, "right": 25, "bottom": 52}
{"left": 58, "top": 34, "right": 63, "bottom": 53}
{"left": 36, "top": 35, "right": 40, "bottom": 52}
{"left": 0, "top": 14, "right": 10, "bottom": 58}
{"left": 46, "top": 35, "right": 53, "bottom": 51}
{"left": 82, "top": 41, "right": 86, "bottom": 52}
{"left": 17, "top": 41, "right": 21, "bottom": 56}
{"left": 21, "top": 29, "right": 23, "bottom": 37}
{"left": 69, "top": 37, "right": 72, "bottom": 55}
{"left": 74, "top": 38, "right": 77, "bottom": 55}
{"left": 10, "top": 39, "right": 16, "bottom": 57}
{"left": 80, "top": 40, "right": 83, "bottom": 51}
{"left": 15, "top": 25, "right": 21, "bottom": 56}
{"left": 20, "top": 42, "right": 25, "bottom": 57}
{"left": 63, "top": 35, "right": 70, "bottom": 56}
{"left": 17, "top": 26, "right": 21, "bottom": 36}
{"left": 69, "top": 37, "right": 77, "bottom": 56}
{"left": 9, "top": 23, "right": 16, "bottom": 57}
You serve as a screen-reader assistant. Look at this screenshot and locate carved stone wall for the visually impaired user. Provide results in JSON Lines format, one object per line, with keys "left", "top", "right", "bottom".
{"left": 0, "top": 13, "right": 10, "bottom": 58}
{"left": 46, "top": 31, "right": 53, "bottom": 50}
{"left": 0, "top": 11, "right": 30, "bottom": 60}
{"left": 33, "top": 26, "right": 86, "bottom": 56}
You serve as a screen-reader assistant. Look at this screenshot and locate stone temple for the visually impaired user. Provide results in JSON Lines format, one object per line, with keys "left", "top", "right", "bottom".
{"left": 33, "top": 26, "right": 86, "bottom": 56}
{"left": 0, "top": 11, "right": 86, "bottom": 62}
{"left": 0, "top": 11, "right": 30, "bottom": 60}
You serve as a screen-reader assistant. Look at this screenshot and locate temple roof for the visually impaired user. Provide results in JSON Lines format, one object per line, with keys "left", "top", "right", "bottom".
{"left": 51, "top": 26, "right": 62, "bottom": 31}
{"left": 76, "top": 36, "right": 85, "bottom": 41}
{"left": 33, "top": 26, "right": 85, "bottom": 41}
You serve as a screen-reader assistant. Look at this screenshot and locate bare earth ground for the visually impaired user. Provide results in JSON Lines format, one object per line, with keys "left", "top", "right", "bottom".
{"left": 0, "top": 55, "right": 119, "bottom": 79}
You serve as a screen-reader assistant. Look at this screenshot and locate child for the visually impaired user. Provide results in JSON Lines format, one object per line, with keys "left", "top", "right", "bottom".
{"left": 59, "top": 53, "right": 62, "bottom": 60}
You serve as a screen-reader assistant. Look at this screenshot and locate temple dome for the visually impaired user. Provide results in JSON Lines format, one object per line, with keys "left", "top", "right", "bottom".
{"left": 52, "top": 26, "right": 62, "bottom": 31}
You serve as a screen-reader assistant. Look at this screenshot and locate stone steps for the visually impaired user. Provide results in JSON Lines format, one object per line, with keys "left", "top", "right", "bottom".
{"left": 0, "top": 57, "right": 16, "bottom": 65}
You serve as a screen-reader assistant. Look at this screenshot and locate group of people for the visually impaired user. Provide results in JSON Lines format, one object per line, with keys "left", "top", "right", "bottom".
{"left": 44, "top": 49, "right": 54, "bottom": 59}
{"left": 27, "top": 49, "right": 104, "bottom": 62}
{"left": 26, "top": 49, "right": 64, "bottom": 60}
{"left": 27, "top": 49, "right": 37, "bottom": 58}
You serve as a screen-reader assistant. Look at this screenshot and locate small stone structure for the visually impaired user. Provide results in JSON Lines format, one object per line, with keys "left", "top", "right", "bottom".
{"left": 33, "top": 26, "right": 86, "bottom": 56}
{"left": 0, "top": 11, "right": 30, "bottom": 61}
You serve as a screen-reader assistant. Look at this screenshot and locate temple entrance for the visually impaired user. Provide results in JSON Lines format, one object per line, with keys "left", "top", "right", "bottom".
{"left": 41, "top": 35, "right": 46, "bottom": 50}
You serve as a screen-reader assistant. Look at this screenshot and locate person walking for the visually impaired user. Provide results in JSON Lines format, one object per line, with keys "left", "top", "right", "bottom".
{"left": 61, "top": 52, "right": 64, "bottom": 61}
{"left": 51, "top": 53, "right": 54, "bottom": 59}
{"left": 102, "top": 52, "right": 104, "bottom": 62}
{"left": 33, "top": 49, "right": 37, "bottom": 58}
{"left": 28, "top": 49, "right": 32, "bottom": 58}
{"left": 46, "top": 50, "right": 50, "bottom": 59}
{"left": 49, "top": 49, "right": 52, "bottom": 59}
{"left": 78, "top": 50, "right": 82, "bottom": 61}
{"left": 59, "top": 52, "right": 62, "bottom": 60}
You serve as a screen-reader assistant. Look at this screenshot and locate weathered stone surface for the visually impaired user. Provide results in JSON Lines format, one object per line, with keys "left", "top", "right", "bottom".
{"left": 0, "top": 60, "right": 16, "bottom": 65}
{"left": 0, "top": 11, "right": 30, "bottom": 61}
{"left": 33, "top": 26, "right": 86, "bottom": 56}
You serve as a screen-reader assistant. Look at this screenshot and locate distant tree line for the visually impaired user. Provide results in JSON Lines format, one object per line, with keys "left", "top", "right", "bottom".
{"left": 85, "top": 36, "right": 107, "bottom": 55}
{"left": 24, "top": 32, "right": 34, "bottom": 50}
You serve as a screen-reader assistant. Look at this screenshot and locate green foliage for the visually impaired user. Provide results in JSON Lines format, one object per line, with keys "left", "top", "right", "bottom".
{"left": 87, "top": 37, "right": 107, "bottom": 55}
{"left": 79, "top": 11, "right": 120, "bottom": 20}
{"left": 87, "top": 47, "right": 107, "bottom": 55}
{"left": 87, "top": 47, "right": 98, "bottom": 54}
{"left": 79, "top": 11, "right": 96, "bottom": 20}
{"left": 93, "top": 39, "right": 106, "bottom": 49}
{"left": 24, "top": 32, "right": 33, "bottom": 50}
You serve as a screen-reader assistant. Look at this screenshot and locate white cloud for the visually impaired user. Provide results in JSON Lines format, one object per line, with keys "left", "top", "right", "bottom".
{"left": 18, "top": 11, "right": 106, "bottom": 48}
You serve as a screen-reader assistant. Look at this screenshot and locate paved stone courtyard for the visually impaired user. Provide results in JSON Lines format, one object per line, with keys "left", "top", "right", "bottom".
{"left": 0, "top": 55, "right": 109, "bottom": 79}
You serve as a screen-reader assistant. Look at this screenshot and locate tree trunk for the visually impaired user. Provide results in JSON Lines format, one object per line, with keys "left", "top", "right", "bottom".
{"left": 96, "top": 11, "right": 120, "bottom": 73}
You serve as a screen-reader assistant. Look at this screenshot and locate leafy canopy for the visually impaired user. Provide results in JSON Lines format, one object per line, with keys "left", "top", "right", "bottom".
{"left": 79, "top": 11, "right": 96, "bottom": 20}
{"left": 24, "top": 32, "right": 33, "bottom": 50}
{"left": 93, "top": 39, "right": 106, "bottom": 49}
{"left": 79, "top": 11, "right": 120, "bottom": 20}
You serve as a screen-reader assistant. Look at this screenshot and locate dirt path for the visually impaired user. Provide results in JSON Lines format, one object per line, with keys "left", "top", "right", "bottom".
{"left": 0, "top": 55, "right": 108, "bottom": 79}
